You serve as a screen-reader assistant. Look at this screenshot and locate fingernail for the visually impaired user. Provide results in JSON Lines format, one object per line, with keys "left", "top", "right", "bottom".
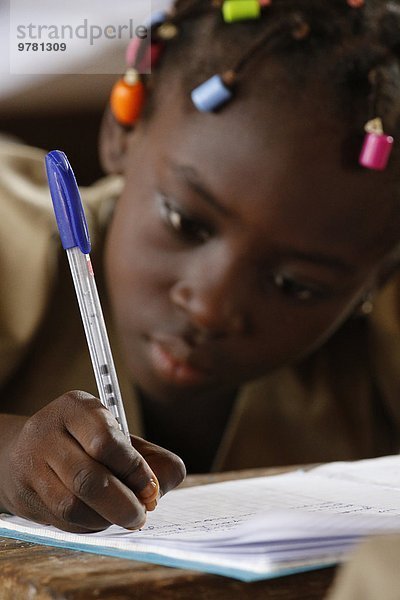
{"left": 139, "top": 477, "right": 159, "bottom": 503}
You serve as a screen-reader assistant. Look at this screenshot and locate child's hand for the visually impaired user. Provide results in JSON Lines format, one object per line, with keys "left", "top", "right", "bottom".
{"left": 0, "top": 391, "right": 186, "bottom": 533}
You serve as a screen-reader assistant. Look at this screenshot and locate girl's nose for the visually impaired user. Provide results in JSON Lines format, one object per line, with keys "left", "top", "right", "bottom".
{"left": 169, "top": 264, "right": 247, "bottom": 338}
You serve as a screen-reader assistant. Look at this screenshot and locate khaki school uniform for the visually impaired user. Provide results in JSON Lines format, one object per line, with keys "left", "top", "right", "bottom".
{"left": 326, "top": 534, "right": 400, "bottom": 600}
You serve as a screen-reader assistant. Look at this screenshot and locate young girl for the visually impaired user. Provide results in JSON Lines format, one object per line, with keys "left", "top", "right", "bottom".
{"left": 1, "top": 0, "right": 400, "bottom": 533}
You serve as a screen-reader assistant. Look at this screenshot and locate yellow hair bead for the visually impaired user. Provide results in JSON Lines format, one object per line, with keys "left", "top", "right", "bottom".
{"left": 110, "top": 69, "right": 145, "bottom": 126}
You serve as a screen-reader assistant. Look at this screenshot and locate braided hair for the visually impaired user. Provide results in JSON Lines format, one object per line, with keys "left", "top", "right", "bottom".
{"left": 141, "top": 0, "right": 400, "bottom": 164}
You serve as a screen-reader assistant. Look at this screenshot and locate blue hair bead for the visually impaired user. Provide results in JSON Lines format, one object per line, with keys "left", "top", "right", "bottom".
{"left": 191, "top": 75, "right": 233, "bottom": 112}
{"left": 148, "top": 10, "right": 168, "bottom": 28}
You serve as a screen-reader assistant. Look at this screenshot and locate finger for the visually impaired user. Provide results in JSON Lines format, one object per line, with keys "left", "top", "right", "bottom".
{"left": 47, "top": 430, "right": 147, "bottom": 530}
{"left": 63, "top": 396, "right": 159, "bottom": 510}
{"left": 130, "top": 436, "right": 186, "bottom": 504}
{"left": 10, "top": 466, "right": 110, "bottom": 533}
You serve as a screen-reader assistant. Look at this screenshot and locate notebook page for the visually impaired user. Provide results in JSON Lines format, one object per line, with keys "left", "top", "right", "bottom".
{"left": 2, "top": 454, "right": 400, "bottom": 546}
{"left": 139, "top": 454, "right": 400, "bottom": 542}
{"left": 2, "top": 455, "right": 400, "bottom": 581}
{"left": 312, "top": 453, "right": 400, "bottom": 488}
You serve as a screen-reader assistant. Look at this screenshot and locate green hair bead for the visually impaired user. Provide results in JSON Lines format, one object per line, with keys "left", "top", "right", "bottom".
{"left": 222, "top": 0, "right": 261, "bottom": 23}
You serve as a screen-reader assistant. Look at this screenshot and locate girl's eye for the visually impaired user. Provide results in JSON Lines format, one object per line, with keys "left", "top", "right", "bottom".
{"left": 161, "top": 198, "right": 212, "bottom": 243}
{"left": 272, "top": 273, "right": 327, "bottom": 302}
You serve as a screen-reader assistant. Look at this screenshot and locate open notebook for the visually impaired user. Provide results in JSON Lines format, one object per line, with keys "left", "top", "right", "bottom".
{"left": 2, "top": 454, "right": 400, "bottom": 582}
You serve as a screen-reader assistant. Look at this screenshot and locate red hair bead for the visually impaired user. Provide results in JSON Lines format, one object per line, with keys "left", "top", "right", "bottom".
{"left": 110, "top": 69, "right": 145, "bottom": 126}
{"left": 347, "top": 0, "right": 364, "bottom": 7}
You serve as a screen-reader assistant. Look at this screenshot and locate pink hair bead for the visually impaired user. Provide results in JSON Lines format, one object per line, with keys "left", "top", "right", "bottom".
{"left": 359, "top": 126, "right": 394, "bottom": 171}
{"left": 126, "top": 37, "right": 141, "bottom": 67}
{"left": 125, "top": 37, "right": 164, "bottom": 72}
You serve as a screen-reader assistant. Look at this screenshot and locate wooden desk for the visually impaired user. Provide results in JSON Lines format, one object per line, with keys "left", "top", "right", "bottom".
{"left": 0, "top": 467, "right": 336, "bottom": 599}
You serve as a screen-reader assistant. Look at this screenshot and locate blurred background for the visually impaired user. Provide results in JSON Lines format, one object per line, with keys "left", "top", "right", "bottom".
{"left": 0, "top": 0, "right": 169, "bottom": 184}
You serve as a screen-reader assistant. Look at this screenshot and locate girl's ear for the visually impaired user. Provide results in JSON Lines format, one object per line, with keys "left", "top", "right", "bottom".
{"left": 99, "top": 106, "right": 133, "bottom": 175}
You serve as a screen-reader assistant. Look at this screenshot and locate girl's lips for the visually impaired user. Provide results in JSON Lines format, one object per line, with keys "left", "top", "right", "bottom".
{"left": 147, "top": 338, "right": 211, "bottom": 386}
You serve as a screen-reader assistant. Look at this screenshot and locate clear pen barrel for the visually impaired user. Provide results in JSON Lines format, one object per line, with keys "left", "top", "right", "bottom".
{"left": 66, "top": 246, "right": 130, "bottom": 438}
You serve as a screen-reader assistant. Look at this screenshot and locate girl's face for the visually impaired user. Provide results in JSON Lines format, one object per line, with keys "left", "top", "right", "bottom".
{"left": 104, "top": 80, "right": 398, "bottom": 403}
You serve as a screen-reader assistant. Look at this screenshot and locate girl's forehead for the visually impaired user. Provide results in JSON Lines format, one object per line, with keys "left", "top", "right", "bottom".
{"left": 150, "top": 70, "right": 346, "bottom": 165}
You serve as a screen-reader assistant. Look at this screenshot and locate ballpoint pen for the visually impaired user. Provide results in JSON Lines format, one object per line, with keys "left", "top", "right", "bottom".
{"left": 45, "top": 150, "right": 130, "bottom": 439}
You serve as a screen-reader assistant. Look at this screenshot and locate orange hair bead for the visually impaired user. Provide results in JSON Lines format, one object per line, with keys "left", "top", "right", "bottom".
{"left": 110, "top": 69, "right": 145, "bottom": 126}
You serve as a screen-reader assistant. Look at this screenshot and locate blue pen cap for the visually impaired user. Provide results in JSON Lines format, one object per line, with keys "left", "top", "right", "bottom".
{"left": 45, "top": 150, "right": 91, "bottom": 254}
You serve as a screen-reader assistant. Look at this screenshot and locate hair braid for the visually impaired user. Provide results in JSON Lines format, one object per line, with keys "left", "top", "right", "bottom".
{"left": 143, "top": 1, "right": 400, "bottom": 143}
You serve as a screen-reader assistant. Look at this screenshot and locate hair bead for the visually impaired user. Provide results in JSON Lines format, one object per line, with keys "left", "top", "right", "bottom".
{"left": 347, "top": 0, "right": 365, "bottom": 7}
{"left": 359, "top": 118, "right": 394, "bottom": 171}
{"left": 157, "top": 22, "right": 179, "bottom": 40}
{"left": 222, "top": 0, "right": 261, "bottom": 23}
{"left": 126, "top": 37, "right": 141, "bottom": 68}
{"left": 148, "top": 10, "right": 169, "bottom": 29}
{"left": 110, "top": 69, "right": 146, "bottom": 126}
{"left": 126, "top": 36, "right": 164, "bottom": 72}
{"left": 191, "top": 74, "right": 233, "bottom": 112}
